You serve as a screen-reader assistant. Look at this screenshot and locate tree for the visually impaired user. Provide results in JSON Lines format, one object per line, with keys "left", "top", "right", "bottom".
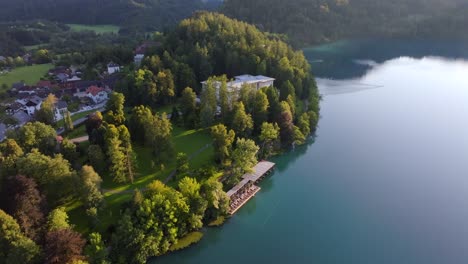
{"left": 259, "top": 122, "right": 280, "bottom": 158}
{"left": 178, "top": 177, "right": 207, "bottom": 230}
{"left": 86, "top": 112, "right": 103, "bottom": 144}
{"left": 46, "top": 207, "right": 70, "bottom": 231}
{"left": 170, "top": 106, "right": 180, "bottom": 124}
{"left": 34, "top": 49, "right": 51, "bottom": 64}
{"left": 64, "top": 110, "right": 74, "bottom": 131}
{"left": 79, "top": 166, "right": 103, "bottom": 210}
{"left": 104, "top": 92, "right": 125, "bottom": 126}
{"left": 0, "top": 139, "right": 24, "bottom": 178}
{"left": 118, "top": 125, "right": 136, "bottom": 183}
{"left": 17, "top": 150, "right": 75, "bottom": 202}
{"left": 277, "top": 101, "right": 295, "bottom": 147}
{"left": 200, "top": 177, "right": 230, "bottom": 221}
{"left": 9, "top": 122, "right": 57, "bottom": 155}
{"left": 252, "top": 90, "right": 269, "bottom": 133}
{"left": 229, "top": 138, "right": 259, "bottom": 183}
{"left": 3, "top": 175, "right": 46, "bottom": 242}
{"left": 298, "top": 112, "right": 311, "bottom": 137}
{"left": 61, "top": 138, "right": 78, "bottom": 164}
{"left": 88, "top": 145, "right": 105, "bottom": 174}
{"left": 199, "top": 77, "right": 217, "bottom": 128}
{"left": 35, "top": 94, "right": 57, "bottom": 125}
{"left": 231, "top": 101, "right": 253, "bottom": 137}
{"left": 85, "top": 232, "right": 109, "bottom": 264}
{"left": 179, "top": 87, "right": 197, "bottom": 127}
{"left": 156, "top": 69, "right": 175, "bottom": 104}
{"left": 176, "top": 153, "right": 190, "bottom": 179}
{"left": 145, "top": 113, "right": 173, "bottom": 162}
{"left": 211, "top": 124, "right": 235, "bottom": 165}
{"left": 105, "top": 136, "right": 126, "bottom": 183}
{"left": 0, "top": 209, "right": 40, "bottom": 264}
{"left": 129, "top": 105, "right": 152, "bottom": 143}
{"left": 217, "top": 76, "right": 230, "bottom": 122}
{"left": 45, "top": 228, "right": 86, "bottom": 264}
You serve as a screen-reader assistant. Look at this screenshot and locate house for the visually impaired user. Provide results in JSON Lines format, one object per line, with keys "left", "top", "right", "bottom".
{"left": 37, "top": 80, "right": 52, "bottom": 88}
{"left": 67, "top": 76, "right": 82, "bottom": 82}
{"left": 55, "top": 100, "right": 69, "bottom": 120}
{"left": 107, "top": 62, "right": 120, "bottom": 75}
{"left": 134, "top": 54, "right": 145, "bottom": 67}
{"left": 5, "top": 102, "right": 23, "bottom": 115}
{"left": 86, "top": 85, "right": 108, "bottom": 104}
{"left": 201, "top": 74, "right": 275, "bottom": 99}
{"left": 17, "top": 95, "right": 43, "bottom": 115}
{"left": 12, "top": 82, "right": 26, "bottom": 90}
{"left": 56, "top": 73, "right": 69, "bottom": 83}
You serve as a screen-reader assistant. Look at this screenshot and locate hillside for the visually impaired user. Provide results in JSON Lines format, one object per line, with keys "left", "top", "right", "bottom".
{"left": 0, "top": 0, "right": 221, "bottom": 33}
{"left": 222, "top": 0, "right": 468, "bottom": 46}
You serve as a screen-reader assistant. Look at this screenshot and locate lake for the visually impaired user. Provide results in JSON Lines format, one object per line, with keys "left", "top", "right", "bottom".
{"left": 155, "top": 39, "right": 468, "bottom": 264}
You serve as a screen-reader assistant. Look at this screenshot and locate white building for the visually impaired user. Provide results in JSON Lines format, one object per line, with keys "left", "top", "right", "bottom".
{"left": 134, "top": 54, "right": 145, "bottom": 67}
{"left": 86, "top": 86, "right": 108, "bottom": 104}
{"left": 201, "top": 74, "right": 275, "bottom": 98}
{"left": 107, "top": 62, "right": 120, "bottom": 75}
{"left": 16, "top": 96, "right": 43, "bottom": 116}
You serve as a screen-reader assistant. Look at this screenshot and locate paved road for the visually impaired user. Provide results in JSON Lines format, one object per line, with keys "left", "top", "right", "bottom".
{"left": 70, "top": 135, "right": 89, "bottom": 143}
{"left": 57, "top": 106, "right": 105, "bottom": 135}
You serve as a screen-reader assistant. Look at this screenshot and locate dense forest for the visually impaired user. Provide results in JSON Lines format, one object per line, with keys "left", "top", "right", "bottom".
{"left": 0, "top": 0, "right": 221, "bottom": 33}
{"left": 223, "top": 0, "right": 468, "bottom": 46}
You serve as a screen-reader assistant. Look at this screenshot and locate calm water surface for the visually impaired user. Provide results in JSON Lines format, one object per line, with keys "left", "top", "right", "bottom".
{"left": 155, "top": 40, "right": 468, "bottom": 264}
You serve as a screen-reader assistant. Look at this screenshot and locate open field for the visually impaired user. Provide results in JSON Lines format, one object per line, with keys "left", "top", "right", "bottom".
{"left": 67, "top": 24, "right": 120, "bottom": 34}
{"left": 67, "top": 125, "right": 215, "bottom": 234}
{"left": 0, "top": 64, "right": 53, "bottom": 90}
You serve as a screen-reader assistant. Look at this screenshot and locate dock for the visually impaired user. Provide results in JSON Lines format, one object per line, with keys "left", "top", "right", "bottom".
{"left": 227, "top": 161, "right": 275, "bottom": 215}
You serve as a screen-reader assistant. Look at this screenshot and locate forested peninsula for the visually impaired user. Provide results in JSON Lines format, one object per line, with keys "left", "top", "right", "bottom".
{"left": 0, "top": 12, "right": 319, "bottom": 263}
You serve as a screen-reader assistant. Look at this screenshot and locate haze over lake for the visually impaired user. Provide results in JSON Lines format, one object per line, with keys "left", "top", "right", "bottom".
{"left": 156, "top": 39, "right": 468, "bottom": 264}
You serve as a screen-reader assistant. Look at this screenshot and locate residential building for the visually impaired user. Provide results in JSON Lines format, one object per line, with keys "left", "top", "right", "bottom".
{"left": 134, "top": 54, "right": 144, "bottom": 67}
{"left": 86, "top": 85, "right": 108, "bottom": 104}
{"left": 107, "top": 62, "right": 120, "bottom": 75}
{"left": 54, "top": 100, "right": 69, "bottom": 120}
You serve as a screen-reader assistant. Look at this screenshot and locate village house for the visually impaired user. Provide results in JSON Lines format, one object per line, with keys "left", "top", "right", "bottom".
{"left": 201, "top": 74, "right": 275, "bottom": 99}
{"left": 54, "top": 100, "right": 69, "bottom": 120}
{"left": 86, "top": 85, "right": 108, "bottom": 104}
{"left": 107, "top": 62, "right": 120, "bottom": 75}
{"left": 16, "top": 95, "right": 43, "bottom": 116}
{"left": 134, "top": 54, "right": 144, "bottom": 67}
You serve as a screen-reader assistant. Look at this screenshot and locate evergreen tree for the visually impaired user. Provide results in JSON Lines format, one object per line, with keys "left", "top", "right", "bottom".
{"left": 63, "top": 110, "right": 74, "bottom": 132}
{"left": 180, "top": 87, "right": 197, "bottom": 127}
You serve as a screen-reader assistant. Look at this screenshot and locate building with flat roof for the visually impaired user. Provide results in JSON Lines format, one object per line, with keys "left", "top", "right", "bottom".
{"left": 201, "top": 74, "right": 275, "bottom": 99}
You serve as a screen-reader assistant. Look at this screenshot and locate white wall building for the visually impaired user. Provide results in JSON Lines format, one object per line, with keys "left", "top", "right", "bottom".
{"left": 201, "top": 74, "right": 275, "bottom": 99}
{"left": 107, "top": 62, "right": 121, "bottom": 75}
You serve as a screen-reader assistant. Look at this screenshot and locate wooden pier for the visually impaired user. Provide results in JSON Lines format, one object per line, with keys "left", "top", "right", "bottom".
{"left": 227, "top": 161, "right": 275, "bottom": 215}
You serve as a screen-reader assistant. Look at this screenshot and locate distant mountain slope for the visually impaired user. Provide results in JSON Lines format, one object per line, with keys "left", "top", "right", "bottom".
{"left": 0, "top": 0, "right": 222, "bottom": 32}
{"left": 222, "top": 0, "right": 468, "bottom": 46}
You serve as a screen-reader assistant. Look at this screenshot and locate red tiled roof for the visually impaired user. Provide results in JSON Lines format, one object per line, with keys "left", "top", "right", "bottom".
{"left": 37, "top": 80, "right": 52, "bottom": 87}
{"left": 86, "top": 85, "right": 105, "bottom": 96}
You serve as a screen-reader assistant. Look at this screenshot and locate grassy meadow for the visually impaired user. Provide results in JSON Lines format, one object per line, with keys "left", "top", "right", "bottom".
{"left": 0, "top": 64, "right": 53, "bottom": 90}
{"left": 67, "top": 24, "right": 120, "bottom": 34}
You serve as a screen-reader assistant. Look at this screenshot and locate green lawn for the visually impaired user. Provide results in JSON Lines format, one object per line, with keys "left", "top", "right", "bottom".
{"left": 65, "top": 125, "right": 87, "bottom": 139}
{"left": 0, "top": 64, "right": 53, "bottom": 90}
{"left": 57, "top": 109, "right": 98, "bottom": 128}
{"left": 67, "top": 125, "right": 215, "bottom": 234}
{"left": 67, "top": 24, "right": 120, "bottom": 34}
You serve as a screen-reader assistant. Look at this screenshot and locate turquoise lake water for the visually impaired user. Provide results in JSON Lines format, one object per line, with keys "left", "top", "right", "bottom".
{"left": 155, "top": 39, "right": 468, "bottom": 264}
